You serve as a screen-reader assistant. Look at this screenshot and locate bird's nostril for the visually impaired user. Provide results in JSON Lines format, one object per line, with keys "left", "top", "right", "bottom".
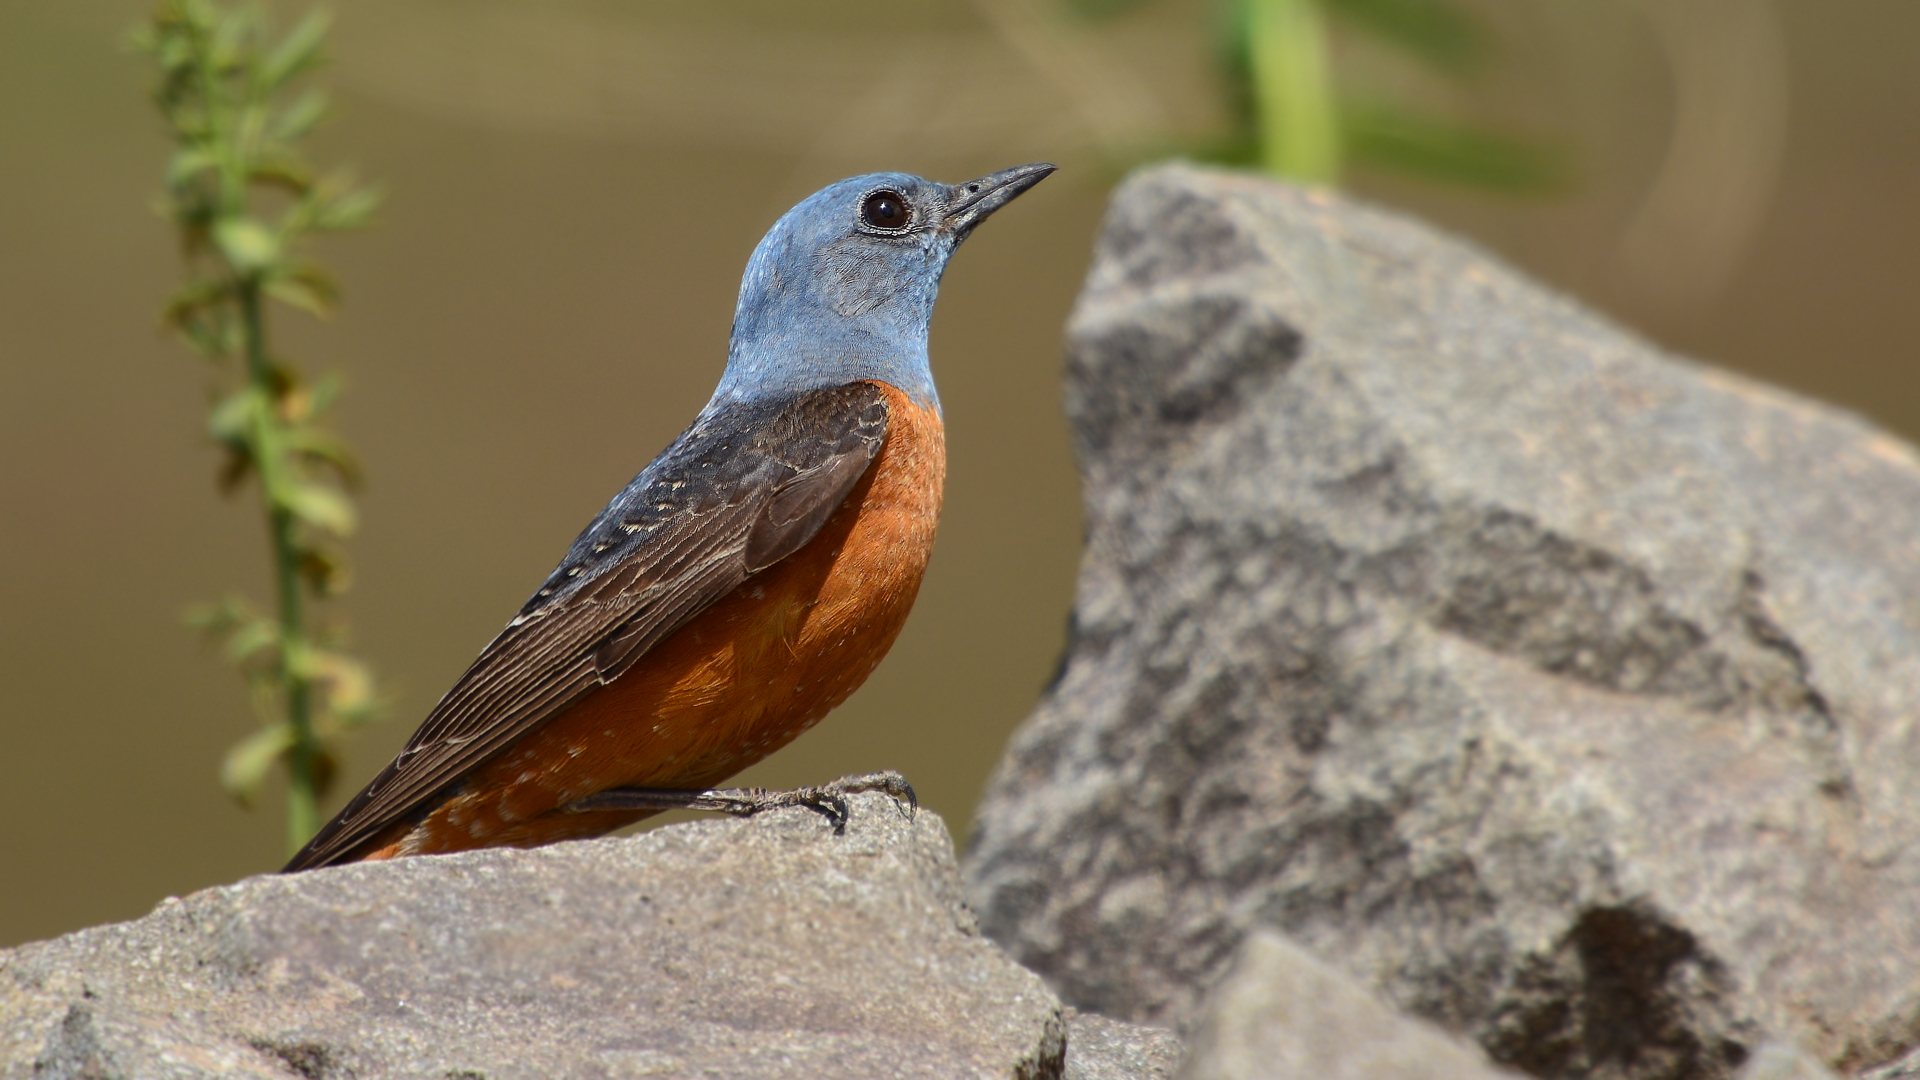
{"left": 968, "top": 184, "right": 980, "bottom": 193}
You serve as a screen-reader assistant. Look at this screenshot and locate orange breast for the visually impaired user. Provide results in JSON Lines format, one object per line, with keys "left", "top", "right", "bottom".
{"left": 358, "top": 382, "right": 946, "bottom": 860}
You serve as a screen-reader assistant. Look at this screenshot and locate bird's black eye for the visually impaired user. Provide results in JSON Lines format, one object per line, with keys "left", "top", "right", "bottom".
{"left": 860, "top": 190, "right": 912, "bottom": 231}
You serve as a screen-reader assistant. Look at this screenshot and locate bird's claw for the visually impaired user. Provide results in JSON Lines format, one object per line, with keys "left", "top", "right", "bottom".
{"left": 562, "top": 770, "right": 917, "bottom": 835}
{"left": 793, "top": 770, "right": 918, "bottom": 833}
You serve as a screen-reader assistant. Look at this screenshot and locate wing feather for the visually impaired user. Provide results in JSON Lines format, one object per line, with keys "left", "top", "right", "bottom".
{"left": 283, "top": 383, "right": 891, "bottom": 871}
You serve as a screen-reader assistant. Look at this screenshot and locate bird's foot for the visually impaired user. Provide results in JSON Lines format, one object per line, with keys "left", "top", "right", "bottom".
{"left": 561, "top": 770, "right": 916, "bottom": 835}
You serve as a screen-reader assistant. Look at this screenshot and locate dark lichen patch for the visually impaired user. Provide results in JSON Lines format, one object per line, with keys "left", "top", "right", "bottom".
{"left": 252, "top": 1038, "right": 345, "bottom": 1080}
{"left": 1485, "top": 904, "right": 1753, "bottom": 1080}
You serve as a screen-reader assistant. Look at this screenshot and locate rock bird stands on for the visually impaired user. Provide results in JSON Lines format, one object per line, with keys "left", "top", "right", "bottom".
{"left": 285, "top": 163, "right": 1055, "bottom": 872}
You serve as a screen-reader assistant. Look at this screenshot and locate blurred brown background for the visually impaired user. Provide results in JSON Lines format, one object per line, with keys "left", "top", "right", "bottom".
{"left": 2, "top": 0, "right": 1915, "bottom": 948}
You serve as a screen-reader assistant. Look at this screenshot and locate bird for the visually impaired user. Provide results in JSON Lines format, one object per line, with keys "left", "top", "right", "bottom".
{"left": 282, "top": 163, "right": 1056, "bottom": 872}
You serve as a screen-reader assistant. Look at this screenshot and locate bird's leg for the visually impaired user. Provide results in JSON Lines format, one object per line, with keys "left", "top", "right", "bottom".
{"left": 560, "top": 770, "right": 916, "bottom": 835}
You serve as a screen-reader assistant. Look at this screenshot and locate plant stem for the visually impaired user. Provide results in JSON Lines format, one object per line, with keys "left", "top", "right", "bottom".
{"left": 239, "top": 278, "right": 320, "bottom": 852}
{"left": 1249, "top": 0, "right": 1341, "bottom": 183}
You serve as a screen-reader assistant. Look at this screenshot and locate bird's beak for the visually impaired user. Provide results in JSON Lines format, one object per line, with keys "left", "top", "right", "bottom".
{"left": 944, "top": 162, "right": 1057, "bottom": 238}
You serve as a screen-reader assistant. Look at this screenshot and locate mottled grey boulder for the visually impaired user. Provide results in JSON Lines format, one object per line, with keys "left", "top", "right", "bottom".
{"left": 965, "top": 164, "right": 1920, "bottom": 1080}
{"left": 2, "top": 795, "right": 1065, "bottom": 1080}
{"left": 1178, "top": 929, "right": 1520, "bottom": 1080}
{"left": 1067, "top": 1009, "right": 1183, "bottom": 1080}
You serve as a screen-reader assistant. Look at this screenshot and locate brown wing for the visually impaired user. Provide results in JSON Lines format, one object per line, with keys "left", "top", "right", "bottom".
{"left": 283, "top": 383, "right": 891, "bottom": 872}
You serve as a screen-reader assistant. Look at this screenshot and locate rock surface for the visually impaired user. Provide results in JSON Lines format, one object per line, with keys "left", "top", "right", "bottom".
{"left": 1, "top": 795, "right": 1066, "bottom": 1080}
{"left": 965, "top": 164, "right": 1920, "bottom": 1080}
{"left": 1177, "top": 928, "right": 1520, "bottom": 1080}
{"left": 1066, "top": 1009, "right": 1182, "bottom": 1080}
{"left": 1737, "top": 1044, "right": 1844, "bottom": 1080}
{"left": 1861, "top": 1045, "right": 1920, "bottom": 1080}
{"left": 1177, "top": 928, "right": 1839, "bottom": 1080}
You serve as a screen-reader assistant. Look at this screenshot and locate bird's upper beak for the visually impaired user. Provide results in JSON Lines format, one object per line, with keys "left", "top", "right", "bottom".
{"left": 943, "top": 162, "right": 1057, "bottom": 238}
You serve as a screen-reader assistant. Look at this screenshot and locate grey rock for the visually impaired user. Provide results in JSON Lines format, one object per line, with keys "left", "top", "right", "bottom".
{"left": 1177, "top": 929, "right": 1519, "bottom": 1080}
{"left": 2, "top": 794, "right": 1066, "bottom": 1080}
{"left": 1067, "top": 1009, "right": 1183, "bottom": 1080}
{"left": 965, "top": 164, "right": 1920, "bottom": 1080}
{"left": 1734, "top": 1044, "right": 1841, "bottom": 1080}
{"left": 1859, "top": 1043, "right": 1920, "bottom": 1080}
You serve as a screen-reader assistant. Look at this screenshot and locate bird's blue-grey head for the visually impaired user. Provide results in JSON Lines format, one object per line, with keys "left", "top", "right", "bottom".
{"left": 711, "top": 163, "right": 1056, "bottom": 414}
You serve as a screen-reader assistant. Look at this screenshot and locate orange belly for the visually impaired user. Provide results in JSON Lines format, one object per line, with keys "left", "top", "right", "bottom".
{"left": 355, "top": 383, "right": 945, "bottom": 861}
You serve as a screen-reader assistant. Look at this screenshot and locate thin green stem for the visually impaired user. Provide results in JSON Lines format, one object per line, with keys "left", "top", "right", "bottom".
{"left": 239, "top": 278, "right": 320, "bottom": 852}
{"left": 1248, "top": 0, "right": 1341, "bottom": 183}
{"left": 146, "top": 0, "right": 383, "bottom": 855}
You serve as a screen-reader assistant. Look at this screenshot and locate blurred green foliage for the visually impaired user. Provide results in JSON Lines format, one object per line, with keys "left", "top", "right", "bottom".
{"left": 132, "top": 0, "right": 383, "bottom": 855}
{"left": 1085, "top": 0, "right": 1566, "bottom": 190}
{"left": 1235, "top": 0, "right": 1565, "bottom": 187}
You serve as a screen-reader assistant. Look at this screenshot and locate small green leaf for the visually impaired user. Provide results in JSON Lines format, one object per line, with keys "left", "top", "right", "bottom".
{"left": 262, "top": 359, "right": 299, "bottom": 399}
{"left": 258, "top": 9, "right": 330, "bottom": 92}
{"left": 264, "top": 262, "right": 339, "bottom": 317}
{"left": 286, "top": 425, "right": 362, "bottom": 486}
{"left": 212, "top": 217, "right": 281, "bottom": 275}
{"left": 278, "top": 481, "right": 357, "bottom": 535}
{"left": 207, "top": 4, "right": 253, "bottom": 76}
{"left": 272, "top": 87, "right": 330, "bottom": 143}
{"left": 311, "top": 183, "right": 382, "bottom": 231}
{"left": 162, "top": 278, "right": 230, "bottom": 336}
{"left": 221, "top": 722, "right": 295, "bottom": 806}
{"left": 291, "top": 646, "right": 376, "bottom": 717}
{"left": 207, "top": 387, "right": 264, "bottom": 444}
{"left": 249, "top": 154, "right": 314, "bottom": 195}
{"left": 173, "top": 314, "right": 240, "bottom": 365}
{"left": 164, "top": 147, "right": 219, "bottom": 191}
{"left": 223, "top": 616, "right": 281, "bottom": 665}
{"left": 297, "top": 546, "right": 352, "bottom": 595}
{"left": 184, "top": 596, "right": 247, "bottom": 634}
